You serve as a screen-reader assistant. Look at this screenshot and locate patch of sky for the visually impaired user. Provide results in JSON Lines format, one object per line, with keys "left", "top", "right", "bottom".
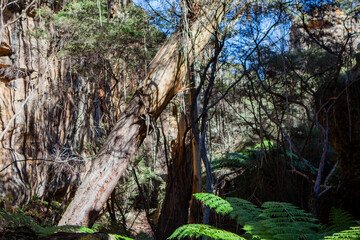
{"left": 221, "top": 8, "right": 292, "bottom": 69}
{"left": 133, "top": 0, "right": 181, "bottom": 36}
{"left": 301, "top": 0, "right": 334, "bottom": 11}
{"left": 133, "top": 0, "right": 335, "bottom": 72}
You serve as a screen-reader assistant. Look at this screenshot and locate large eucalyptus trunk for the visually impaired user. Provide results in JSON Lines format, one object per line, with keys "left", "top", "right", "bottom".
{"left": 58, "top": 0, "right": 230, "bottom": 227}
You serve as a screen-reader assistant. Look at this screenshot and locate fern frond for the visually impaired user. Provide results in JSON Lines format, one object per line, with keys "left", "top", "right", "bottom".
{"left": 113, "top": 234, "right": 134, "bottom": 240}
{"left": 0, "top": 210, "right": 79, "bottom": 237}
{"left": 226, "top": 197, "right": 263, "bottom": 226}
{"left": 168, "top": 224, "right": 245, "bottom": 240}
{"left": 325, "top": 208, "right": 357, "bottom": 232}
{"left": 254, "top": 140, "right": 274, "bottom": 150}
{"left": 0, "top": 210, "right": 132, "bottom": 239}
{"left": 212, "top": 153, "right": 249, "bottom": 170}
{"left": 242, "top": 201, "right": 319, "bottom": 240}
{"left": 193, "top": 193, "right": 233, "bottom": 215}
{"left": 323, "top": 226, "right": 360, "bottom": 239}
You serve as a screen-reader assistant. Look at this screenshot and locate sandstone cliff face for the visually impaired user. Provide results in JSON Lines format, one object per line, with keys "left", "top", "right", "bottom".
{"left": 0, "top": 1, "right": 120, "bottom": 205}
{"left": 291, "top": 4, "right": 360, "bottom": 52}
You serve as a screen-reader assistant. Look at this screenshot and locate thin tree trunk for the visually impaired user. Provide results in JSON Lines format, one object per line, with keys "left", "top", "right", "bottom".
{"left": 189, "top": 68, "right": 202, "bottom": 224}
{"left": 58, "top": 1, "right": 229, "bottom": 227}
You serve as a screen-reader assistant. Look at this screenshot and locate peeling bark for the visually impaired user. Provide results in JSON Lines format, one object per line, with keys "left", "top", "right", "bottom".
{"left": 59, "top": 1, "right": 229, "bottom": 226}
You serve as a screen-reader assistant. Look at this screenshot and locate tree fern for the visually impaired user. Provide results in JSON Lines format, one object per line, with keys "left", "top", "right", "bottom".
{"left": 212, "top": 153, "right": 249, "bottom": 170}
{"left": 168, "top": 224, "right": 245, "bottom": 239}
{"left": 191, "top": 193, "right": 319, "bottom": 240}
{"left": 0, "top": 209, "right": 133, "bottom": 239}
{"left": 0, "top": 209, "right": 71, "bottom": 237}
{"left": 193, "top": 193, "right": 234, "bottom": 215}
{"left": 323, "top": 226, "right": 360, "bottom": 239}
{"left": 325, "top": 208, "right": 357, "bottom": 232}
{"left": 226, "top": 197, "right": 263, "bottom": 226}
{"left": 248, "top": 201, "right": 319, "bottom": 240}
{"left": 212, "top": 138, "right": 317, "bottom": 175}
{"left": 171, "top": 193, "right": 360, "bottom": 240}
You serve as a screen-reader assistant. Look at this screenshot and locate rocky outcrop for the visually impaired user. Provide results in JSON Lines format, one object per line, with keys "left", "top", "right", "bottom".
{"left": 0, "top": 1, "right": 124, "bottom": 206}
{"left": 291, "top": 4, "right": 360, "bottom": 53}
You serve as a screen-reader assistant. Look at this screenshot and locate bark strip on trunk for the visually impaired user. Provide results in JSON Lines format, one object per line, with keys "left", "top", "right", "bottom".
{"left": 59, "top": 1, "right": 228, "bottom": 227}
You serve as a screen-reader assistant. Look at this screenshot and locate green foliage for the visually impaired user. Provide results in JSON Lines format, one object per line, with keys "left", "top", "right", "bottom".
{"left": 0, "top": 209, "right": 132, "bottom": 239}
{"left": 247, "top": 201, "right": 319, "bottom": 240}
{"left": 0, "top": 209, "right": 74, "bottom": 237}
{"left": 37, "top": 0, "right": 164, "bottom": 74}
{"left": 323, "top": 226, "right": 360, "bottom": 239}
{"left": 168, "top": 224, "right": 245, "bottom": 240}
{"left": 325, "top": 208, "right": 358, "bottom": 233}
{"left": 113, "top": 234, "right": 134, "bottom": 240}
{"left": 211, "top": 153, "right": 249, "bottom": 170}
{"left": 213, "top": 141, "right": 318, "bottom": 176}
{"left": 193, "top": 193, "right": 233, "bottom": 215}
{"left": 226, "top": 197, "right": 263, "bottom": 226}
{"left": 170, "top": 193, "right": 320, "bottom": 240}
{"left": 254, "top": 140, "right": 274, "bottom": 150}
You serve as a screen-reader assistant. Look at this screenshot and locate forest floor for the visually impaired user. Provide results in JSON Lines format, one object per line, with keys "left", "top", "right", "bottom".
{"left": 128, "top": 211, "right": 153, "bottom": 237}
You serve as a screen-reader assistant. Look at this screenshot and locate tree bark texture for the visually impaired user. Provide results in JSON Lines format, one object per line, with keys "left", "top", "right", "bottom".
{"left": 155, "top": 115, "right": 193, "bottom": 240}
{"left": 59, "top": 0, "right": 229, "bottom": 226}
{"left": 188, "top": 67, "right": 202, "bottom": 224}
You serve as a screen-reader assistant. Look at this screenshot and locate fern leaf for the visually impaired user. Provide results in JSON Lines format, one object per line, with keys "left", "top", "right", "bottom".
{"left": 168, "top": 224, "right": 245, "bottom": 240}
{"left": 212, "top": 153, "right": 249, "bottom": 170}
{"left": 325, "top": 208, "right": 357, "bottom": 232}
{"left": 193, "top": 193, "right": 233, "bottom": 215}
{"left": 112, "top": 234, "right": 134, "bottom": 240}
{"left": 226, "top": 197, "right": 263, "bottom": 226}
{"left": 243, "top": 201, "right": 319, "bottom": 240}
{"left": 323, "top": 226, "right": 360, "bottom": 239}
{"left": 0, "top": 210, "right": 132, "bottom": 239}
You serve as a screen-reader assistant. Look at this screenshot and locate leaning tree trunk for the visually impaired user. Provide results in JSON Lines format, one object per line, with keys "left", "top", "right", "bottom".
{"left": 58, "top": 0, "right": 230, "bottom": 227}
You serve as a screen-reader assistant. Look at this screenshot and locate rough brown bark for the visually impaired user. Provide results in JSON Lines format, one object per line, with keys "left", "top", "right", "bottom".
{"left": 58, "top": 1, "right": 228, "bottom": 226}
{"left": 155, "top": 115, "right": 193, "bottom": 240}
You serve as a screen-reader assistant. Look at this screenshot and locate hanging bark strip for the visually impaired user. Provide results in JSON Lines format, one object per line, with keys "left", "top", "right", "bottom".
{"left": 59, "top": 0, "right": 232, "bottom": 227}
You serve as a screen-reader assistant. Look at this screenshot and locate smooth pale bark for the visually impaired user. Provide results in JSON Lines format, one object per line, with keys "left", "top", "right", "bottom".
{"left": 58, "top": 1, "right": 228, "bottom": 227}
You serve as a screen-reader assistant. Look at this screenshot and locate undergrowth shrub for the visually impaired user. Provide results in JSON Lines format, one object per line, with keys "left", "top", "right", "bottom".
{"left": 169, "top": 193, "right": 360, "bottom": 240}
{"left": 0, "top": 209, "right": 133, "bottom": 239}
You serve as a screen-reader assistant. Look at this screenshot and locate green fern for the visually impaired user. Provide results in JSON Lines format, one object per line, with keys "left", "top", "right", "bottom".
{"left": 248, "top": 202, "right": 319, "bottom": 240}
{"left": 254, "top": 140, "right": 274, "bottom": 150}
{"left": 192, "top": 193, "right": 319, "bottom": 240}
{"left": 212, "top": 139, "right": 317, "bottom": 175}
{"left": 325, "top": 208, "right": 358, "bottom": 232}
{"left": 193, "top": 193, "right": 234, "bottom": 215}
{"left": 226, "top": 197, "right": 263, "bottom": 226}
{"left": 323, "top": 226, "right": 360, "bottom": 239}
{"left": 173, "top": 193, "right": 360, "bottom": 240}
{"left": 168, "top": 224, "right": 245, "bottom": 240}
{"left": 113, "top": 234, "right": 135, "bottom": 240}
{"left": 0, "top": 209, "right": 133, "bottom": 239}
{"left": 212, "top": 153, "right": 249, "bottom": 170}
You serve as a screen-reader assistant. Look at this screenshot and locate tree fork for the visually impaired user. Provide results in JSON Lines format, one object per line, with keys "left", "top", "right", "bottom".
{"left": 58, "top": 0, "right": 231, "bottom": 227}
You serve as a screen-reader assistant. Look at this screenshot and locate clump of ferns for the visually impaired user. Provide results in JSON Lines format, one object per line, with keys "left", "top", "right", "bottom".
{"left": 169, "top": 193, "right": 360, "bottom": 240}
{"left": 0, "top": 209, "right": 133, "bottom": 239}
{"left": 212, "top": 140, "right": 318, "bottom": 177}
{"left": 321, "top": 207, "right": 359, "bottom": 234}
